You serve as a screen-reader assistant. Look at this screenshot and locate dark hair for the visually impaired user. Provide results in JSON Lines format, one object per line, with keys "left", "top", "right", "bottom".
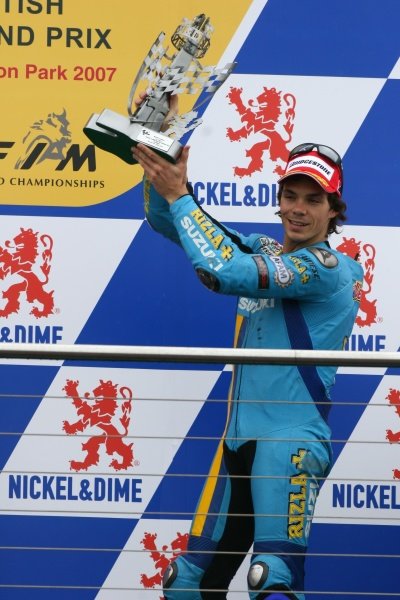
{"left": 326, "top": 191, "right": 347, "bottom": 235}
{"left": 277, "top": 176, "right": 347, "bottom": 236}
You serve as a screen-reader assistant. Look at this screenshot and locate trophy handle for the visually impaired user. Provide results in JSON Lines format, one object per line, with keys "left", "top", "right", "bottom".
{"left": 127, "top": 32, "right": 167, "bottom": 118}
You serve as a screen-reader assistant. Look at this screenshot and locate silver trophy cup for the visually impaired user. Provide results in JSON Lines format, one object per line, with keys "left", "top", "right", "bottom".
{"left": 83, "top": 14, "right": 235, "bottom": 164}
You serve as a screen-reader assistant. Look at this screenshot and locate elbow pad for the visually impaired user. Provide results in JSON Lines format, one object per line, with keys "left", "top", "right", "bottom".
{"left": 196, "top": 268, "right": 220, "bottom": 292}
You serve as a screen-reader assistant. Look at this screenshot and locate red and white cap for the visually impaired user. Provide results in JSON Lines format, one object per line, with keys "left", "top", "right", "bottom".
{"left": 278, "top": 151, "right": 342, "bottom": 196}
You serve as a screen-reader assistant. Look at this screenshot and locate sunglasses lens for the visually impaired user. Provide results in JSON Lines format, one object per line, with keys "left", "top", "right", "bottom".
{"left": 289, "top": 143, "right": 314, "bottom": 156}
{"left": 317, "top": 145, "right": 342, "bottom": 166}
{"left": 289, "top": 143, "right": 341, "bottom": 167}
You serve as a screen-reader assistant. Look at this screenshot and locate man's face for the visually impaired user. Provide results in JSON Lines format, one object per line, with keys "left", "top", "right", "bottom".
{"left": 279, "top": 176, "right": 338, "bottom": 252}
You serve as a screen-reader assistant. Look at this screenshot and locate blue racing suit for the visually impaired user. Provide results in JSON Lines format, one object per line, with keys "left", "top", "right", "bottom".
{"left": 144, "top": 180, "right": 363, "bottom": 599}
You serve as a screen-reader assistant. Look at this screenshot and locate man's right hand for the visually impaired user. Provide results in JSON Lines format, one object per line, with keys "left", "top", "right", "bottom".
{"left": 132, "top": 142, "right": 190, "bottom": 205}
{"left": 134, "top": 90, "right": 179, "bottom": 132}
{"left": 132, "top": 91, "right": 189, "bottom": 204}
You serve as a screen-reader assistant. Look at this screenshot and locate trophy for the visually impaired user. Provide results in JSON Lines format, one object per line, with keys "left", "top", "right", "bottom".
{"left": 83, "top": 14, "right": 235, "bottom": 164}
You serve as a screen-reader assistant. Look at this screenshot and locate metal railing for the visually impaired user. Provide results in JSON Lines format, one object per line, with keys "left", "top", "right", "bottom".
{"left": 0, "top": 342, "right": 400, "bottom": 366}
{"left": 0, "top": 343, "right": 399, "bottom": 599}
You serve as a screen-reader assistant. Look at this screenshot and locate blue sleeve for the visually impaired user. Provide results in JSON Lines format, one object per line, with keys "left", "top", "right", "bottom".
{"left": 170, "top": 195, "right": 349, "bottom": 299}
{"left": 143, "top": 177, "right": 181, "bottom": 245}
{"left": 144, "top": 180, "right": 258, "bottom": 252}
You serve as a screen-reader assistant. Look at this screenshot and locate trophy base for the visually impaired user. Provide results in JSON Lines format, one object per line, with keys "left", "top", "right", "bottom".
{"left": 83, "top": 109, "right": 182, "bottom": 165}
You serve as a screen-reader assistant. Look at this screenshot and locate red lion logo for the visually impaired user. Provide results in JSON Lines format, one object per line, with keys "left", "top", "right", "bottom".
{"left": 226, "top": 85, "right": 296, "bottom": 177}
{"left": 0, "top": 228, "right": 54, "bottom": 318}
{"left": 62, "top": 379, "right": 134, "bottom": 472}
{"left": 336, "top": 237, "right": 377, "bottom": 327}
{"left": 385, "top": 388, "right": 400, "bottom": 480}
{"left": 140, "top": 531, "right": 189, "bottom": 599}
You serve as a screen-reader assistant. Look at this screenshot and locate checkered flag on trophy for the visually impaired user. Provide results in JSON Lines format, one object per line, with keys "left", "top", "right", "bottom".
{"left": 83, "top": 14, "right": 236, "bottom": 164}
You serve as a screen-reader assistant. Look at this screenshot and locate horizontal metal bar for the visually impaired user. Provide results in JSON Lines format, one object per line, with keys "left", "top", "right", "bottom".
{"left": 1, "top": 508, "right": 398, "bottom": 520}
{"left": 0, "top": 586, "right": 399, "bottom": 596}
{"left": 0, "top": 432, "right": 388, "bottom": 444}
{"left": 2, "top": 469, "right": 397, "bottom": 482}
{"left": 2, "top": 546, "right": 399, "bottom": 559}
{"left": 0, "top": 393, "right": 391, "bottom": 407}
{"left": 0, "top": 343, "right": 399, "bottom": 366}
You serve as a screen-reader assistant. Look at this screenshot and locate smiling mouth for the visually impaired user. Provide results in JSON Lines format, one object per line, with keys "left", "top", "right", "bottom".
{"left": 288, "top": 219, "right": 307, "bottom": 227}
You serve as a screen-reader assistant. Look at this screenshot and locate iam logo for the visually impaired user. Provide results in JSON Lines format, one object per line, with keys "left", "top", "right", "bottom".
{"left": 15, "top": 109, "right": 72, "bottom": 169}
{"left": 140, "top": 531, "right": 189, "bottom": 599}
{"left": 0, "top": 227, "right": 54, "bottom": 318}
{"left": 226, "top": 85, "right": 296, "bottom": 178}
{"left": 62, "top": 378, "right": 134, "bottom": 472}
{"left": 385, "top": 388, "right": 400, "bottom": 480}
{"left": 336, "top": 237, "right": 378, "bottom": 327}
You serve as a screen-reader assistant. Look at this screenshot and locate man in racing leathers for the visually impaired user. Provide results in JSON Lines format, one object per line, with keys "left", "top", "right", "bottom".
{"left": 132, "top": 140, "right": 363, "bottom": 600}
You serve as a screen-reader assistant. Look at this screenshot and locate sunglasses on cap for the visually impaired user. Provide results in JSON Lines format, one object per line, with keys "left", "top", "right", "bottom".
{"left": 288, "top": 143, "right": 343, "bottom": 193}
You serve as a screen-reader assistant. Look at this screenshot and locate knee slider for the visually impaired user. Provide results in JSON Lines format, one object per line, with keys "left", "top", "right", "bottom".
{"left": 162, "top": 556, "right": 204, "bottom": 600}
{"left": 248, "top": 555, "right": 297, "bottom": 599}
{"left": 248, "top": 567, "right": 294, "bottom": 599}
{"left": 248, "top": 561, "right": 269, "bottom": 591}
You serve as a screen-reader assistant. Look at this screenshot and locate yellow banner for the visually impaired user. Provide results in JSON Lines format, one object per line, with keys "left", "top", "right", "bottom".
{"left": 0, "top": 0, "right": 252, "bottom": 207}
